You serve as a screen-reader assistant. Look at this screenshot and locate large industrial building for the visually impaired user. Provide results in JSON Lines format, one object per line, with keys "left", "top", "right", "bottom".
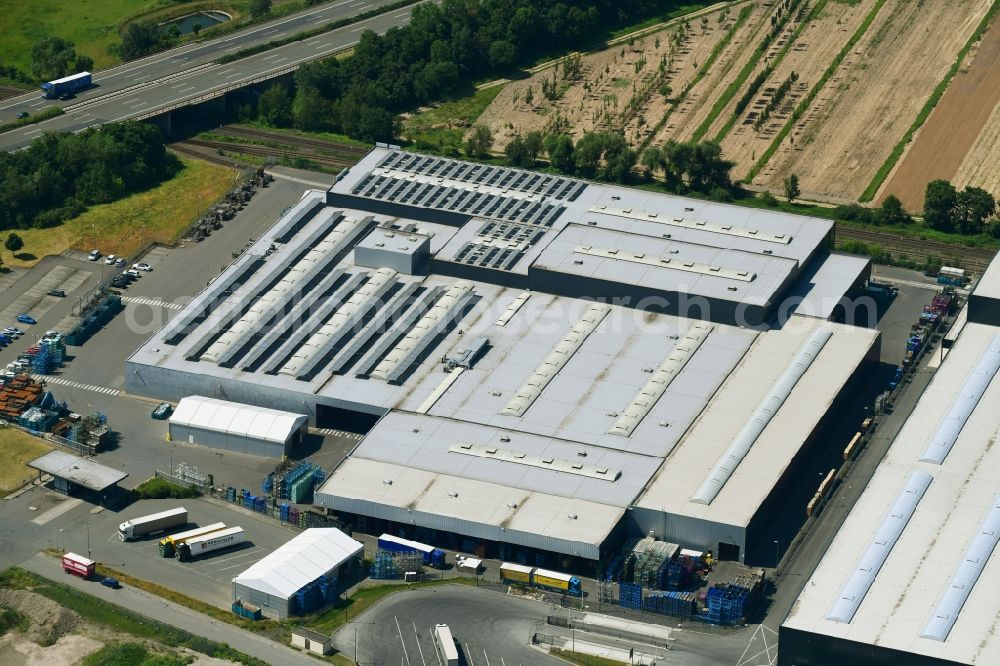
{"left": 779, "top": 258, "right": 1000, "bottom": 666}
{"left": 127, "top": 147, "right": 878, "bottom": 568}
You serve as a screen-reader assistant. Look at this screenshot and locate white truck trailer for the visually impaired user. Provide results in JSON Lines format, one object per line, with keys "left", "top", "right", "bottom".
{"left": 118, "top": 507, "right": 188, "bottom": 541}
{"left": 177, "top": 526, "right": 245, "bottom": 561}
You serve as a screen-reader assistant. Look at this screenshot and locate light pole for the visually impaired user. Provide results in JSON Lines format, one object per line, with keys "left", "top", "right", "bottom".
{"left": 58, "top": 528, "right": 64, "bottom": 554}
{"left": 774, "top": 540, "right": 779, "bottom": 569}
{"left": 87, "top": 521, "right": 92, "bottom": 559}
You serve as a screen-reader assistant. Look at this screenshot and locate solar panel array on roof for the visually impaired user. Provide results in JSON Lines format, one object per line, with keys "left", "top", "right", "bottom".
{"left": 351, "top": 172, "right": 564, "bottom": 227}
{"left": 825, "top": 471, "right": 934, "bottom": 624}
{"left": 920, "top": 493, "right": 1000, "bottom": 642}
{"left": 919, "top": 333, "right": 1000, "bottom": 465}
{"left": 691, "top": 328, "right": 832, "bottom": 505}
{"left": 376, "top": 151, "right": 586, "bottom": 201}
{"left": 452, "top": 220, "right": 548, "bottom": 270}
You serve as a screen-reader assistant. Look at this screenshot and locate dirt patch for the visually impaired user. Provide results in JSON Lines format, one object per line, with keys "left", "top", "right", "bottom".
{"left": 723, "top": 0, "right": 878, "bottom": 177}
{"left": 879, "top": 12, "right": 1000, "bottom": 209}
{"left": 953, "top": 97, "right": 1000, "bottom": 200}
{"left": 0, "top": 633, "right": 102, "bottom": 666}
{"left": 0, "top": 590, "right": 80, "bottom": 645}
{"left": 753, "top": 0, "right": 993, "bottom": 201}
{"left": 476, "top": 5, "right": 747, "bottom": 150}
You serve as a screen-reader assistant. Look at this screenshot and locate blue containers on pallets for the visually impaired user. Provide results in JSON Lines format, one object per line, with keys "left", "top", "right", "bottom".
{"left": 700, "top": 584, "right": 751, "bottom": 626}
{"left": 370, "top": 551, "right": 399, "bottom": 579}
{"left": 290, "top": 574, "right": 337, "bottom": 615}
{"left": 644, "top": 591, "right": 696, "bottom": 619}
{"left": 619, "top": 582, "right": 643, "bottom": 610}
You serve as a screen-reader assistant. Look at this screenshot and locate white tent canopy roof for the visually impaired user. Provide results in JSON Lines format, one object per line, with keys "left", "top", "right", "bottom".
{"left": 169, "top": 395, "right": 307, "bottom": 444}
{"left": 233, "top": 528, "right": 363, "bottom": 599}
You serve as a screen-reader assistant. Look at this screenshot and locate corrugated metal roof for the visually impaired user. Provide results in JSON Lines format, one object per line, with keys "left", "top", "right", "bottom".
{"left": 233, "top": 528, "right": 362, "bottom": 599}
{"left": 169, "top": 396, "right": 307, "bottom": 443}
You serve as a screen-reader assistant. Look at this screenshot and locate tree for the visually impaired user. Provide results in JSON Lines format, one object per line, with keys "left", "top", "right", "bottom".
{"left": 5, "top": 233, "right": 23, "bottom": 259}
{"left": 74, "top": 54, "right": 93, "bottom": 72}
{"left": 488, "top": 40, "right": 517, "bottom": 71}
{"left": 543, "top": 133, "right": 575, "bottom": 172}
{"left": 923, "top": 180, "right": 958, "bottom": 232}
{"left": 640, "top": 146, "right": 663, "bottom": 178}
{"left": 523, "top": 130, "right": 544, "bottom": 165}
{"left": 31, "top": 37, "right": 77, "bottom": 81}
{"left": 257, "top": 84, "right": 292, "bottom": 127}
{"left": 505, "top": 135, "right": 532, "bottom": 167}
{"left": 783, "top": 173, "right": 800, "bottom": 203}
{"left": 249, "top": 0, "right": 272, "bottom": 18}
{"left": 955, "top": 186, "right": 996, "bottom": 235}
{"left": 877, "top": 194, "right": 911, "bottom": 226}
{"left": 119, "top": 21, "right": 167, "bottom": 60}
{"left": 464, "top": 125, "right": 493, "bottom": 159}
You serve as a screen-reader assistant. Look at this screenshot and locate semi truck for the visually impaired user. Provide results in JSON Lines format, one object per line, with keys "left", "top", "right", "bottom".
{"left": 158, "top": 522, "right": 228, "bottom": 557}
{"left": 119, "top": 507, "right": 188, "bottom": 541}
{"left": 377, "top": 534, "right": 446, "bottom": 568}
{"left": 499, "top": 562, "right": 582, "bottom": 596}
{"left": 177, "top": 526, "right": 245, "bottom": 561}
{"left": 41, "top": 71, "right": 92, "bottom": 99}
{"left": 433, "top": 624, "right": 459, "bottom": 666}
{"left": 62, "top": 552, "right": 95, "bottom": 578}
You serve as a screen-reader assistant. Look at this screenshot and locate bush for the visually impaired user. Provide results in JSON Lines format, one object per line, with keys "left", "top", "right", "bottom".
{"left": 0, "top": 607, "right": 28, "bottom": 635}
{"left": 133, "top": 477, "right": 201, "bottom": 499}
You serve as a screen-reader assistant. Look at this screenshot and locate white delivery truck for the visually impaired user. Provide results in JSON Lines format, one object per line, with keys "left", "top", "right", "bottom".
{"left": 177, "top": 526, "right": 245, "bottom": 561}
{"left": 433, "top": 624, "right": 459, "bottom": 666}
{"left": 118, "top": 507, "right": 188, "bottom": 541}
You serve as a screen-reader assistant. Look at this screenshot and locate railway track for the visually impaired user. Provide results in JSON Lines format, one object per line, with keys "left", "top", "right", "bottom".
{"left": 176, "top": 138, "right": 359, "bottom": 169}
{"left": 168, "top": 142, "right": 247, "bottom": 169}
{"left": 217, "top": 125, "right": 370, "bottom": 158}
{"left": 838, "top": 226, "right": 997, "bottom": 272}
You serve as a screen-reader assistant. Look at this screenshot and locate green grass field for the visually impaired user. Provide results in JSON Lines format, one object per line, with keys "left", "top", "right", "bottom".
{"left": 0, "top": 427, "right": 53, "bottom": 494}
{"left": 0, "top": 153, "right": 236, "bottom": 269}
{"left": 401, "top": 86, "right": 503, "bottom": 155}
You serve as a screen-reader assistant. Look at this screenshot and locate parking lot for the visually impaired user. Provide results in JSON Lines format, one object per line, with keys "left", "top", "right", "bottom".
{"left": 90, "top": 497, "right": 303, "bottom": 608}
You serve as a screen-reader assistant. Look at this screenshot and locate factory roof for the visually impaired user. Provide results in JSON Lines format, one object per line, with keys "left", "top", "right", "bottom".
{"left": 169, "top": 396, "right": 307, "bottom": 444}
{"left": 318, "top": 457, "right": 624, "bottom": 558}
{"left": 782, "top": 322, "right": 1000, "bottom": 665}
{"left": 634, "top": 318, "right": 879, "bottom": 528}
{"left": 28, "top": 450, "right": 128, "bottom": 491}
{"left": 785, "top": 252, "right": 871, "bottom": 321}
{"left": 233, "top": 528, "right": 363, "bottom": 599}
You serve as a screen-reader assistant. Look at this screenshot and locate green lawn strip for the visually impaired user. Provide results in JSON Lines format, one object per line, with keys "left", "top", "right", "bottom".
{"left": 711, "top": 0, "right": 829, "bottom": 143}
{"left": 0, "top": 107, "right": 64, "bottom": 135}
{"left": 0, "top": 567, "right": 266, "bottom": 666}
{"left": 637, "top": 4, "right": 752, "bottom": 154}
{"left": 745, "top": 0, "right": 888, "bottom": 182}
{"left": 688, "top": 2, "right": 792, "bottom": 143}
{"left": 403, "top": 86, "right": 503, "bottom": 154}
{"left": 858, "top": 0, "right": 1000, "bottom": 201}
{"left": 550, "top": 647, "right": 628, "bottom": 666}
{"left": 216, "top": 0, "right": 421, "bottom": 65}
{"left": 306, "top": 578, "right": 476, "bottom": 635}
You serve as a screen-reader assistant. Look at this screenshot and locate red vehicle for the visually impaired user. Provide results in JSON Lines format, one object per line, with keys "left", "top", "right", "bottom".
{"left": 62, "top": 552, "right": 95, "bottom": 578}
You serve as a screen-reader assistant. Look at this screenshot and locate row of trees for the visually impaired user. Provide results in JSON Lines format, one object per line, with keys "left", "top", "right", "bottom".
{"left": 285, "top": 0, "right": 676, "bottom": 142}
{"left": 640, "top": 140, "right": 735, "bottom": 194}
{"left": 924, "top": 180, "right": 998, "bottom": 236}
{"left": 30, "top": 37, "right": 93, "bottom": 83}
{"left": 0, "top": 122, "right": 177, "bottom": 230}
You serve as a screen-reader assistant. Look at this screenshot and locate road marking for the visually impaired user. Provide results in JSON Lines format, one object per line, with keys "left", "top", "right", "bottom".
{"left": 395, "top": 616, "right": 410, "bottom": 665}
{"left": 177, "top": 86, "right": 196, "bottom": 93}
{"left": 22, "top": 128, "right": 44, "bottom": 136}
{"left": 312, "top": 428, "right": 362, "bottom": 440}
{"left": 465, "top": 645, "right": 475, "bottom": 666}
{"left": 31, "top": 498, "right": 83, "bottom": 525}
{"left": 351, "top": 25, "right": 368, "bottom": 32}
{"left": 392, "top": 10, "right": 410, "bottom": 18}
{"left": 271, "top": 57, "right": 288, "bottom": 64}
{"left": 306, "top": 39, "right": 323, "bottom": 45}
{"left": 225, "top": 72, "right": 242, "bottom": 79}
{"left": 412, "top": 622, "right": 427, "bottom": 666}
{"left": 33, "top": 375, "right": 121, "bottom": 396}
{"left": 218, "top": 68, "right": 234, "bottom": 74}
{"left": 122, "top": 296, "right": 183, "bottom": 310}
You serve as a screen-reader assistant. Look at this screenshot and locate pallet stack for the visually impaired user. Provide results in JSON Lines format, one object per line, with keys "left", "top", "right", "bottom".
{"left": 644, "top": 591, "right": 696, "bottom": 619}
{"left": 619, "top": 582, "right": 643, "bottom": 610}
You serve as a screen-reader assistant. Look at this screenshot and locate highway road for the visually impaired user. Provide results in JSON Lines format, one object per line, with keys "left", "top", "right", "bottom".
{"left": 0, "top": 0, "right": 420, "bottom": 151}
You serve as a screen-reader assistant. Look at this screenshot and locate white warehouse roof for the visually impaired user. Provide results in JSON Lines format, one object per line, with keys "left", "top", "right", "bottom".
{"left": 782, "top": 323, "right": 1000, "bottom": 664}
{"left": 233, "top": 528, "right": 363, "bottom": 599}
{"left": 169, "top": 396, "right": 307, "bottom": 444}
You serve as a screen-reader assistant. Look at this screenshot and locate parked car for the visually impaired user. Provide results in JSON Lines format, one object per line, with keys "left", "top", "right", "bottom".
{"left": 119, "top": 271, "right": 135, "bottom": 281}
{"left": 16, "top": 314, "right": 36, "bottom": 325}
{"left": 115, "top": 258, "right": 126, "bottom": 267}
{"left": 88, "top": 249, "right": 100, "bottom": 261}
{"left": 0, "top": 335, "right": 12, "bottom": 345}
{"left": 125, "top": 269, "right": 141, "bottom": 279}
{"left": 16, "top": 111, "right": 28, "bottom": 120}
{"left": 5, "top": 327, "right": 24, "bottom": 337}
{"left": 100, "top": 577, "right": 120, "bottom": 589}
{"left": 110, "top": 279, "right": 129, "bottom": 289}
{"left": 104, "top": 254, "right": 116, "bottom": 265}
{"left": 47, "top": 289, "right": 66, "bottom": 297}
{"left": 151, "top": 403, "right": 172, "bottom": 420}
{"left": 133, "top": 263, "right": 152, "bottom": 272}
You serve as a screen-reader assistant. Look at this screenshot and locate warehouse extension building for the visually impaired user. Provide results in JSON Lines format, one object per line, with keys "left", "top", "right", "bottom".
{"left": 779, "top": 257, "right": 1000, "bottom": 666}
{"left": 127, "top": 147, "right": 878, "bottom": 568}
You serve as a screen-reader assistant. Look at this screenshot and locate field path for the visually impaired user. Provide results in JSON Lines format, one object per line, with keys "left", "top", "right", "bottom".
{"left": 879, "top": 15, "right": 1000, "bottom": 210}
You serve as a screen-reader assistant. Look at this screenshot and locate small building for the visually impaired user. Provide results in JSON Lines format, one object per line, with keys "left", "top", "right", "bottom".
{"left": 232, "top": 528, "right": 363, "bottom": 619}
{"left": 28, "top": 450, "right": 128, "bottom": 501}
{"left": 355, "top": 224, "right": 431, "bottom": 274}
{"left": 168, "top": 396, "right": 308, "bottom": 458}
{"left": 291, "top": 627, "right": 331, "bottom": 656}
